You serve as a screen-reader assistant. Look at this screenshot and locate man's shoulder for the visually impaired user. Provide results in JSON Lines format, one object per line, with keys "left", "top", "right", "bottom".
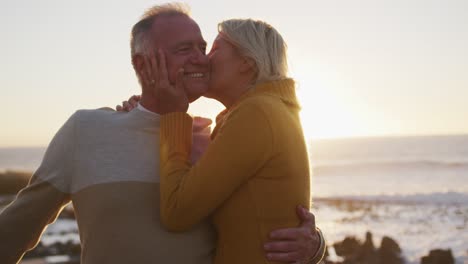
{"left": 71, "top": 108, "right": 118, "bottom": 121}
{"left": 68, "top": 108, "right": 152, "bottom": 134}
{"left": 63, "top": 108, "right": 123, "bottom": 132}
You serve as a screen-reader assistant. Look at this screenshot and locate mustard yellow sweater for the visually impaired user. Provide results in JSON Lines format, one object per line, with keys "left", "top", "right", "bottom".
{"left": 160, "top": 79, "right": 310, "bottom": 264}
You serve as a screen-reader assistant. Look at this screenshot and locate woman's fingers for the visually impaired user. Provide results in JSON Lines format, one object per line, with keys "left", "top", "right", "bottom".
{"left": 128, "top": 95, "right": 141, "bottom": 108}
{"left": 143, "top": 56, "right": 153, "bottom": 85}
{"left": 158, "top": 49, "right": 169, "bottom": 86}
{"left": 176, "top": 68, "right": 185, "bottom": 93}
{"left": 136, "top": 49, "right": 189, "bottom": 113}
{"left": 149, "top": 50, "right": 159, "bottom": 84}
{"left": 140, "top": 58, "right": 150, "bottom": 88}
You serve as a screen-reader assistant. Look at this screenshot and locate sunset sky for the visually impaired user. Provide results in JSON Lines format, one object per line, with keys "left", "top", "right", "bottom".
{"left": 1, "top": 0, "right": 467, "bottom": 147}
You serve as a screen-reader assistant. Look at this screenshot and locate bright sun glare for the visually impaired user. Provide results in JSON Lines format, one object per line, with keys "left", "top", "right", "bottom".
{"left": 295, "top": 75, "right": 362, "bottom": 140}
{"left": 187, "top": 77, "right": 363, "bottom": 141}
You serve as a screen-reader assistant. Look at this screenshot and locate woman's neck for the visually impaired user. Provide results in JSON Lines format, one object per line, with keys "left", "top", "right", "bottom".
{"left": 217, "top": 80, "right": 255, "bottom": 109}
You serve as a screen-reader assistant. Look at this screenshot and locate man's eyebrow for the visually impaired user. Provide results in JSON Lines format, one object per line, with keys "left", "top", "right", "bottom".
{"left": 172, "top": 41, "right": 207, "bottom": 49}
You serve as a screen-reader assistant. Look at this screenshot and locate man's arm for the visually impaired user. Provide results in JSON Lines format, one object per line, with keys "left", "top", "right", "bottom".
{"left": 264, "top": 206, "right": 326, "bottom": 264}
{"left": 0, "top": 113, "right": 76, "bottom": 263}
{"left": 0, "top": 180, "right": 70, "bottom": 263}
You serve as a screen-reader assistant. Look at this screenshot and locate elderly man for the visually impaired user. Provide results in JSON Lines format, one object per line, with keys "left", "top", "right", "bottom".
{"left": 0, "top": 3, "right": 325, "bottom": 264}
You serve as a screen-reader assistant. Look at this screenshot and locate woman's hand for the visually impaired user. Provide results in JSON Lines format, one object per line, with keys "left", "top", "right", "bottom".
{"left": 141, "top": 49, "right": 189, "bottom": 114}
{"left": 116, "top": 95, "right": 141, "bottom": 112}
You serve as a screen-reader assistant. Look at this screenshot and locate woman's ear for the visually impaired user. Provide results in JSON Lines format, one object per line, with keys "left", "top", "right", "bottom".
{"left": 239, "top": 57, "right": 256, "bottom": 73}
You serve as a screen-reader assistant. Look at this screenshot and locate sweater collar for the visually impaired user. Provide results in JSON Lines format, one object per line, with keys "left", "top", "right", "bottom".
{"left": 212, "top": 78, "right": 299, "bottom": 139}
{"left": 220, "top": 78, "right": 299, "bottom": 117}
{"left": 247, "top": 78, "right": 299, "bottom": 108}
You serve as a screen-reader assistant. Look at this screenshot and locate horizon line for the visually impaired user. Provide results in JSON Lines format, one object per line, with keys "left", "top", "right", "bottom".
{"left": 1, "top": 132, "right": 468, "bottom": 149}
{"left": 309, "top": 132, "right": 468, "bottom": 141}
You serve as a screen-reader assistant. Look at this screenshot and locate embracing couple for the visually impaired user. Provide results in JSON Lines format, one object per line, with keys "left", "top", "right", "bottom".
{"left": 0, "top": 3, "right": 325, "bottom": 264}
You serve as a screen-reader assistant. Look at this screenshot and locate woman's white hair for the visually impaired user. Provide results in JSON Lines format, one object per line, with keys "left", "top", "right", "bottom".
{"left": 130, "top": 3, "right": 191, "bottom": 60}
{"left": 218, "top": 19, "right": 288, "bottom": 83}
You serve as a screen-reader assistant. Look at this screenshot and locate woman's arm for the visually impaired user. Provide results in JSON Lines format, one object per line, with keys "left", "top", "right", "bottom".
{"left": 159, "top": 101, "right": 272, "bottom": 231}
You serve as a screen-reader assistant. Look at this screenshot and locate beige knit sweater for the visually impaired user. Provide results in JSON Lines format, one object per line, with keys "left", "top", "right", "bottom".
{"left": 0, "top": 108, "right": 215, "bottom": 264}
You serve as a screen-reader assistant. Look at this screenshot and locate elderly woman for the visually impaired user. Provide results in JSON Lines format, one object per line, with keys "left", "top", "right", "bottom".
{"left": 142, "top": 18, "right": 321, "bottom": 264}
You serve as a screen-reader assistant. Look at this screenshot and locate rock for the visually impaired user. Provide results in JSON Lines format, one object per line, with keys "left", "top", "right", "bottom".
{"left": 356, "top": 232, "right": 378, "bottom": 264}
{"left": 330, "top": 232, "right": 405, "bottom": 264}
{"left": 333, "top": 236, "right": 361, "bottom": 259}
{"left": 64, "top": 240, "right": 81, "bottom": 255}
{"left": 421, "top": 249, "right": 454, "bottom": 264}
{"left": 380, "top": 236, "right": 401, "bottom": 254}
{"left": 23, "top": 240, "right": 81, "bottom": 260}
{"left": 59, "top": 206, "right": 76, "bottom": 219}
{"left": 0, "top": 170, "right": 31, "bottom": 195}
{"left": 378, "top": 236, "right": 403, "bottom": 264}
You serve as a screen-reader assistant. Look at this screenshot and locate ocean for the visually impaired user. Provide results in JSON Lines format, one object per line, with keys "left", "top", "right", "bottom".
{"left": 1, "top": 135, "right": 467, "bottom": 263}
{"left": 309, "top": 135, "right": 468, "bottom": 263}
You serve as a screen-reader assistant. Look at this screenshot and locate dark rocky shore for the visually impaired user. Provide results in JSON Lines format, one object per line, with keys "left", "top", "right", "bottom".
{"left": 323, "top": 231, "right": 455, "bottom": 264}
{"left": 0, "top": 170, "right": 31, "bottom": 196}
{"left": 21, "top": 230, "right": 455, "bottom": 264}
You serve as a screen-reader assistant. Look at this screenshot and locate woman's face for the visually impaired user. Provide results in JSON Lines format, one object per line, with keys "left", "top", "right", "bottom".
{"left": 205, "top": 34, "right": 245, "bottom": 100}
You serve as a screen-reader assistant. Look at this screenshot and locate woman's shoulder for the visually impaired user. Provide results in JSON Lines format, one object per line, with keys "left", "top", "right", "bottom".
{"left": 244, "top": 89, "right": 285, "bottom": 105}
{"left": 238, "top": 92, "right": 290, "bottom": 115}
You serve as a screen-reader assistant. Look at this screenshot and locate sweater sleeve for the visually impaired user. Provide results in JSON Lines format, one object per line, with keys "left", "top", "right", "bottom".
{"left": 0, "top": 113, "right": 76, "bottom": 263}
{"left": 159, "top": 102, "right": 273, "bottom": 231}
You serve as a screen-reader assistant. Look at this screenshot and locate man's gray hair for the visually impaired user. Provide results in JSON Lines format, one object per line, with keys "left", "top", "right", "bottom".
{"left": 218, "top": 19, "right": 289, "bottom": 84}
{"left": 130, "top": 3, "right": 191, "bottom": 61}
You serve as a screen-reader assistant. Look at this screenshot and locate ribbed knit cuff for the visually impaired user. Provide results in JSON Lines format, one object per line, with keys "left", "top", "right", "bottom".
{"left": 160, "top": 112, "right": 193, "bottom": 155}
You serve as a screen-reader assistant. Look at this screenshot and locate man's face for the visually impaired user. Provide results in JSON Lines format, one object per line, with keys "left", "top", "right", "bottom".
{"left": 151, "top": 15, "right": 209, "bottom": 102}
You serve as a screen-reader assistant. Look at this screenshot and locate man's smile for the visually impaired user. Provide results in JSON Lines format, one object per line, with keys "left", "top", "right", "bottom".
{"left": 185, "top": 72, "right": 206, "bottom": 78}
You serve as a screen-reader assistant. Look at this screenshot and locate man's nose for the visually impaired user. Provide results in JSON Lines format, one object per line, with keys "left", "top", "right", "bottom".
{"left": 190, "top": 49, "right": 208, "bottom": 65}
